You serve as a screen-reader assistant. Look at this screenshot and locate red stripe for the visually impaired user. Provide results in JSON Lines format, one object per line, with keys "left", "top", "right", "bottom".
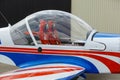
{"left": 0, "top": 46, "right": 38, "bottom": 53}
{"left": 15, "top": 66, "right": 84, "bottom": 72}
{"left": 0, "top": 46, "right": 120, "bottom": 57}
{"left": 41, "top": 52, "right": 120, "bottom": 73}
{"left": 0, "top": 68, "right": 82, "bottom": 79}
{"left": 79, "top": 54, "right": 120, "bottom": 73}
{"left": 42, "top": 49, "right": 120, "bottom": 58}
{"left": 15, "top": 66, "right": 83, "bottom": 72}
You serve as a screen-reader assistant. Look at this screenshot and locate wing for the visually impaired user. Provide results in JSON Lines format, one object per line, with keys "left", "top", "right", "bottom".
{"left": 0, "top": 63, "right": 85, "bottom": 80}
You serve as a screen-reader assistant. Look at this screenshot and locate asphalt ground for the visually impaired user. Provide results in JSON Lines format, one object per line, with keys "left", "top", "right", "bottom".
{"left": 0, "top": 63, "right": 19, "bottom": 74}
{"left": 85, "top": 74, "right": 120, "bottom": 80}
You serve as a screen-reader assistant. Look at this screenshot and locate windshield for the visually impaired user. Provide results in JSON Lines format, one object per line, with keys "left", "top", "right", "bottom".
{"left": 10, "top": 19, "right": 34, "bottom": 45}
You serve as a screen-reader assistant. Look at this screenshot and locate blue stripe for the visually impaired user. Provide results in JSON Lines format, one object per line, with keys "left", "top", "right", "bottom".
{"left": 94, "top": 33, "right": 120, "bottom": 38}
{"left": 0, "top": 51, "right": 99, "bottom": 73}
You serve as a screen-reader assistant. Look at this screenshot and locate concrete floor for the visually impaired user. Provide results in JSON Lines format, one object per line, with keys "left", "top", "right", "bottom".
{"left": 85, "top": 74, "right": 120, "bottom": 80}
{"left": 0, "top": 63, "right": 19, "bottom": 74}
{"left": 0, "top": 63, "right": 120, "bottom": 80}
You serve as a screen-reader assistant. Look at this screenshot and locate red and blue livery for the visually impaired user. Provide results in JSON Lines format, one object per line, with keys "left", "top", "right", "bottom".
{"left": 0, "top": 10, "right": 120, "bottom": 80}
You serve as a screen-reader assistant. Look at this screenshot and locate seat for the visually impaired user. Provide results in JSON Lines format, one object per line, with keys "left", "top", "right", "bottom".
{"left": 47, "top": 20, "right": 61, "bottom": 45}
{"left": 39, "top": 20, "right": 49, "bottom": 44}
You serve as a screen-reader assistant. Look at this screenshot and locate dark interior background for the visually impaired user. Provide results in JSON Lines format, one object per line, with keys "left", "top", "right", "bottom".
{"left": 0, "top": 0, "right": 71, "bottom": 27}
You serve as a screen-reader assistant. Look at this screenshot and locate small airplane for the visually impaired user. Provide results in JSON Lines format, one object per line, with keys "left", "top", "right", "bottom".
{"left": 0, "top": 10, "right": 120, "bottom": 80}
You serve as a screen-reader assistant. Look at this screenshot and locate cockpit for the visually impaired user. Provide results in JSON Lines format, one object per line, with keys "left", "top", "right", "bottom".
{"left": 10, "top": 10, "right": 93, "bottom": 46}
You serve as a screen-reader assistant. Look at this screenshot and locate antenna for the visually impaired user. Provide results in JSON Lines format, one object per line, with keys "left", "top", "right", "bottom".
{"left": 0, "top": 10, "right": 11, "bottom": 26}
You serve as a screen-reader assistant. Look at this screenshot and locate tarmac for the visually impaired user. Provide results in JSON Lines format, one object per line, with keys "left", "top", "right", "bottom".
{"left": 0, "top": 63, "right": 120, "bottom": 80}
{"left": 0, "top": 63, "right": 19, "bottom": 74}
{"left": 85, "top": 74, "right": 120, "bottom": 80}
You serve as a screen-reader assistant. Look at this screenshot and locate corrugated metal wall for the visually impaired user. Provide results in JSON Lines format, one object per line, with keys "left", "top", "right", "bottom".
{"left": 72, "top": 0, "right": 120, "bottom": 33}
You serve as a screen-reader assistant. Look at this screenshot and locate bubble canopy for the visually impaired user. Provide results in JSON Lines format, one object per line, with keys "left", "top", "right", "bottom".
{"left": 10, "top": 10, "right": 93, "bottom": 46}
